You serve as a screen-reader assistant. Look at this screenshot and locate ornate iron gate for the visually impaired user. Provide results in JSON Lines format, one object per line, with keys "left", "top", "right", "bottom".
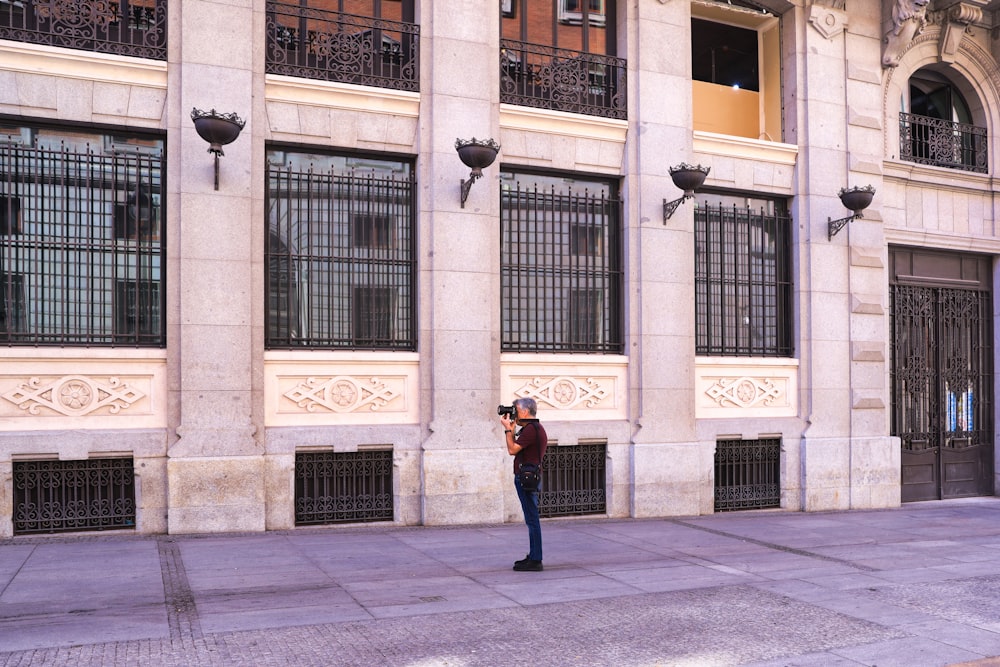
{"left": 294, "top": 450, "right": 393, "bottom": 525}
{"left": 714, "top": 437, "right": 781, "bottom": 511}
{"left": 890, "top": 249, "right": 994, "bottom": 502}
{"left": 539, "top": 442, "right": 606, "bottom": 517}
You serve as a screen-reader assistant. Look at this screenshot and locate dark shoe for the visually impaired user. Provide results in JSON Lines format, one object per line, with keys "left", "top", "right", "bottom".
{"left": 513, "top": 559, "right": 543, "bottom": 572}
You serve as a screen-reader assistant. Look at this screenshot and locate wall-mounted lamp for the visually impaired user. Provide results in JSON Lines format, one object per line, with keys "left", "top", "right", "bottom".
{"left": 827, "top": 185, "right": 875, "bottom": 240}
{"left": 663, "top": 163, "right": 710, "bottom": 222}
{"left": 191, "top": 108, "right": 246, "bottom": 190}
{"left": 455, "top": 138, "right": 500, "bottom": 208}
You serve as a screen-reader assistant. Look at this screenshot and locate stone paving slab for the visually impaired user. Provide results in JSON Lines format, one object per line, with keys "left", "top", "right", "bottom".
{"left": 1, "top": 498, "right": 1000, "bottom": 665}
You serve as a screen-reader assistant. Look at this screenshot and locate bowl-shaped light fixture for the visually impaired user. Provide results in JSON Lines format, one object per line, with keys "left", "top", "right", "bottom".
{"left": 191, "top": 108, "right": 246, "bottom": 189}
{"left": 456, "top": 138, "right": 500, "bottom": 208}
{"left": 663, "top": 163, "right": 710, "bottom": 222}
{"left": 828, "top": 185, "right": 876, "bottom": 240}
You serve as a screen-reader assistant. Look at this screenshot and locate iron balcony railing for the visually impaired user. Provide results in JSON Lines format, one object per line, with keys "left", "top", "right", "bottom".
{"left": 899, "top": 112, "right": 987, "bottom": 173}
{"left": 266, "top": 1, "right": 419, "bottom": 92}
{"left": 500, "top": 39, "right": 627, "bottom": 120}
{"left": 0, "top": 0, "right": 166, "bottom": 60}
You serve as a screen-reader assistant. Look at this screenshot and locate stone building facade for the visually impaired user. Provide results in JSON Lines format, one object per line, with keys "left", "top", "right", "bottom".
{"left": 0, "top": 0, "right": 996, "bottom": 537}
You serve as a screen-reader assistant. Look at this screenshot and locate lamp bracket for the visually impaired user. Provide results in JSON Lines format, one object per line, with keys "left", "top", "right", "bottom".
{"left": 828, "top": 212, "right": 862, "bottom": 240}
{"left": 663, "top": 194, "right": 692, "bottom": 222}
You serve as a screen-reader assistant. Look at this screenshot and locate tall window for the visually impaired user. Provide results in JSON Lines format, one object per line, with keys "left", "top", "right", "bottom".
{"left": 500, "top": 170, "right": 623, "bottom": 353}
{"left": 265, "top": 148, "right": 415, "bottom": 350}
{"left": 694, "top": 192, "right": 792, "bottom": 357}
{"left": 691, "top": 0, "right": 781, "bottom": 141}
{"left": 0, "top": 122, "right": 165, "bottom": 347}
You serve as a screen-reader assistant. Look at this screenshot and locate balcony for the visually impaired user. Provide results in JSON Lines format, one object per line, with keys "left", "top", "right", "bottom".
{"left": 500, "top": 39, "right": 626, "bottom": 120}
{"left": 0, "top": 0, "right": 165, "bottom": 60}
{"left": 266, "top": 1, "right": 419, "bottom": 92}
{"left": 899, "top": 112, "right": 987, "bottom": 173}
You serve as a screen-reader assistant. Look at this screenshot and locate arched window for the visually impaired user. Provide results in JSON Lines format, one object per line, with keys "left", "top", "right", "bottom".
{"left": 900, "top": 69, "right": 986, "bottom": 172}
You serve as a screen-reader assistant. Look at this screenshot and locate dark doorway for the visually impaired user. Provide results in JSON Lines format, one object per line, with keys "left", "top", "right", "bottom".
{"left": 890, "top": 248, "right": 994, "bottom": 502}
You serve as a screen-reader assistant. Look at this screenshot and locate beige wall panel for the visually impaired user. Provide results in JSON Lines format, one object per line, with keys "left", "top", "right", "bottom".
{"left": 695, "top": 358, "right": 799, "bottom": 419}
{"left": 501, "top": 353, "right": 627, "bottom": 421}
{"left": 0, "top": 352, "right": 167, "bottom": 431}
{"left": 264, "top": 353, "right": 418, "bottom": 426}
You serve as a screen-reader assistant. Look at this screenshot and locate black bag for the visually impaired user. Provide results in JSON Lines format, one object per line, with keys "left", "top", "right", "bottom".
{"left": 518, "top": 462, "right": 541, "bottom": 492}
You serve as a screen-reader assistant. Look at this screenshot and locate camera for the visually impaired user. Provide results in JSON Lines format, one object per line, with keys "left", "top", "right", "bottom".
{"left": 497, "top": 404, "right": 516, "bottom": 418}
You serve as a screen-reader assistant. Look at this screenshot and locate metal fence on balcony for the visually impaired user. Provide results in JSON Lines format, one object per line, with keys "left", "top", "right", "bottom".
{"left": 899, "top": 112, "right": 987, "bottom": 173}
{"left": 714, "top": 438, "right": 780, "bottom": 512}
{"left": 500, "top": 39, "right": 626, "bottom": 120}
{"left": 295, "top": 450, "right": 394, "bottom": 525}
{"left": 13, "top": 458, "right": 136, "bottom": 534}
{"left": 266, "top": 1, "right": 419, "bottom": 92}
{"left": 0, "top": 0, "right": 166, "bottom": 60}
{"left": 539, "top": 442, "right": 607, "bottom": 517}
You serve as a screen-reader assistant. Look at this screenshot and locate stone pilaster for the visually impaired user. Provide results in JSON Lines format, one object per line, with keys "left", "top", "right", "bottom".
{"left": 166, "top": 0, "right": 264, "bottom": 533}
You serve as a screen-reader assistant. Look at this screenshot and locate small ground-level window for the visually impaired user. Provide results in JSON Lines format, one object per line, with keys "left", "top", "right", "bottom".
{"left": 539, "top": 441, "right": 607, "bottom": 517}
{"left": 294, "top": 450, "right": 394, "bottom": 525}
{"left": 13, "top": 458, "right": 136, "bottom": 534}
{"left": 714, "top": 438, "right": 780, "bottom": 511}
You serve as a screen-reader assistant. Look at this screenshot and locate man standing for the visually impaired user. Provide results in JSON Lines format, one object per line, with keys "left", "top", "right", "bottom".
{"left": 500, "top": 397, "right": 548, "bottom": 571}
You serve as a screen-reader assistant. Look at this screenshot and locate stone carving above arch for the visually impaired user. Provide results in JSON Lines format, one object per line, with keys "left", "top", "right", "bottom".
{"left": 883, "top": 0, "right": 931, "bottom": 67}
{"left": 932, "top": 1, "right": 986, "bottom": 63}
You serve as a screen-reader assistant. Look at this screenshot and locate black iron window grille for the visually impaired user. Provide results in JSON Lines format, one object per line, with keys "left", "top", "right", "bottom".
{"left": 500, "top": 171, "right": 623, "bottom": 353}
{"left": 0, "top": 0, "right": 166, "bottom": 60}
{"left": 265, "top": 149, "right": 416, "bottom": 350}
{"left": 295, "top": 450, "right": 394, "bottom": 525}
{"left": 500, "top": 39, "right": 627, "bottom": 119}
{"left": 13, "top": 458, "right": 137, "bottom": 534}
{"left": 266, "top": 0, "right": 419, "bottom": 92}
{"left": 0, "top": 124, "right": 165, "bottom": 347}
{"left": 899, "top": 113, "right": 987, "bottom": 173}
{"left": 539, "top": 441, "right": 607, "bottom": 517}
{"left": 714, "top": 438, "right": 780, "bottom": 511}
{"left": 694, "top": 195, "right": 792, "bottom": 357}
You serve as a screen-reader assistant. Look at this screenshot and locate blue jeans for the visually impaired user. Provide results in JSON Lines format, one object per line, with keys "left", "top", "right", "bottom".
{"left": 515, "top": 475, "right": 542, "bottom": 561}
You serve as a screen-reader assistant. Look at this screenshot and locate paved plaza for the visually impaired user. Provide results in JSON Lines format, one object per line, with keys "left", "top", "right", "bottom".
{"left": 4, "top": 498, "right": 1000, "bottom": 665}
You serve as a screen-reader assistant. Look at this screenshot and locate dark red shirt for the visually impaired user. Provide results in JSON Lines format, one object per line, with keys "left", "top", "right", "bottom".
{"left": 512, "top": 419, "right": 548, "bottom": 474}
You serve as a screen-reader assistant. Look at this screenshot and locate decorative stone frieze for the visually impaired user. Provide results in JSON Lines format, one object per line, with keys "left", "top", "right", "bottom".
{"left": 282, "top": 376, "right": 401, "bottom": 413}
{"left": 2, "top": 375, "right": 145, "bottom": 417}
{"left": 514, "top": 376, "right": 610, "bottom": 411}
{"left": 695, "top": 359, "right": 798, "bottom": 419}
{"left": 705, "top": 376, "right": 783, "bottom": 409}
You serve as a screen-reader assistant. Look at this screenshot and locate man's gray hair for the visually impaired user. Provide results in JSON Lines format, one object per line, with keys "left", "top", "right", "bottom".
{"left": 513, "top": 397, "right": 537, "bottom": 416}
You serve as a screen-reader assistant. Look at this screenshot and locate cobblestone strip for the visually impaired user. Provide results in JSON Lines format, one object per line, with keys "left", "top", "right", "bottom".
{"left": 156, "top": 537, "right": 202, "bottom": 642}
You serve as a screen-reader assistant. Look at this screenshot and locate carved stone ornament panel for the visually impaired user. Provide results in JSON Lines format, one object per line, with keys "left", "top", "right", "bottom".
{"left": 1, "top": 375, "right": 145, "bottom": 417}
{"left": 808, "top": 4, "right": 848, "bottom": 39}
{"left": 705, "top": 376, "right": 783, "bottom": 409}
{"left": 515, "top": 376, "right": 610, "bottom": 410}
{"left": 282, "top": 376, "right": 400, "bottom": 413}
